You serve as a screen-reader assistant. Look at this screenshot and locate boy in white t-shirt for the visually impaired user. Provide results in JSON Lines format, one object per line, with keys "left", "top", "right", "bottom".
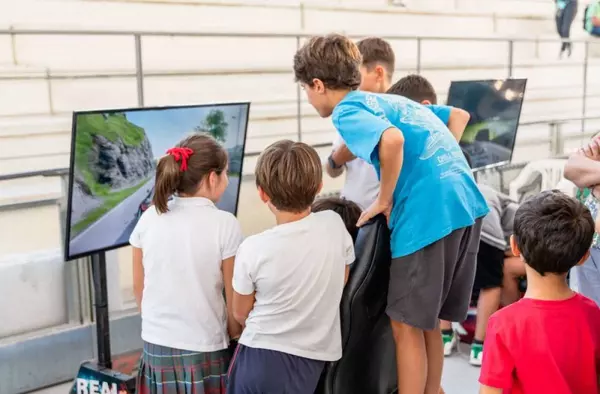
{"left": 228, "top": 140, "right": 355, "bottom": 394}
{"left": 326, "top": 37, "right": 395, "bottom": 209}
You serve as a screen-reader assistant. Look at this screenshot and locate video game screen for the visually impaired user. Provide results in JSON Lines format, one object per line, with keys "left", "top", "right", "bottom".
{"left": 65, "top": 102, "right": 250, "bottom": 260}
{"left": 446, "top": 79, "right": 527, "bottom": 170}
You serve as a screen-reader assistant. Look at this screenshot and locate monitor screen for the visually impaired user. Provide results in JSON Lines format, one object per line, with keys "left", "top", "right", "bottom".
{"left": 65, "top": 102, "right": 250, "bottom": 261}
{"left": 446, "top": 79, "right": 527, "bottom": 170}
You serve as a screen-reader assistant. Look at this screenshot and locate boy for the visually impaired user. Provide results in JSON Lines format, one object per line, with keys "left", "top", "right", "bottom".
{"left": 312, "top": 196, "right": 363, "bottom": 243}
{"left": 294, "top": 34, "right": 489, "bottom": 394}
{"left": 229, "top": 140, "right": 355, "bottom": 394}
{"left": 386, "top": 75, "right": 523, "bottom": 366}
{"left": 479, "top": 190, "right": 600, "bottom": 394}
{"left": 326, "top": 37, "right": 396, "bottom": 210}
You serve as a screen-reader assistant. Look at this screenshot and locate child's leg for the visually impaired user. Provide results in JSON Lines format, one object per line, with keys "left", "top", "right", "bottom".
{"left": 502, "top": 255, "right": 526, "bottom": 305}
{"left": 439, "top": 319, "right": 457, "bottom": 356}
{"left": 390, "top": 320, "right": 427, "bottom": 394}
{"left": 424, "top": 324, "right": 444, "bottom": 394}
{"left": 227, "top": 344, "right": 325, "bottom": 394}
{"left": 470, "top": 242, "right": 504, "bottom": 365}
{"left": 387, "top": 220, "right": 481, "bottom": 394}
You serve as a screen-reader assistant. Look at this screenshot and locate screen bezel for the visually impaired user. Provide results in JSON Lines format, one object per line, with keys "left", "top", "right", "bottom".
{"left": 446, "top": 78, "right": 527, "bottom": 172}
{"left": 64, "top": 101, "right": 251, "bottom": 261}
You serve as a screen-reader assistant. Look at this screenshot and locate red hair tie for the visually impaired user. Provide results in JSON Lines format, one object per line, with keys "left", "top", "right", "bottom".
{"left": 166, "top": 147, "right": 194, "bottom": 172}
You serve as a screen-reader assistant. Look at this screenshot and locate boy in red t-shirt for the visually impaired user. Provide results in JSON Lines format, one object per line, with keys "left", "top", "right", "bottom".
{"left": 479, "top": 190, "right": 600, "bottom": 394}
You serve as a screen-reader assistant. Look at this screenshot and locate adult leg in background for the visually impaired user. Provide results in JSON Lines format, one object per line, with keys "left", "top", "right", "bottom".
{"left": 560, "top": 1, "right": 579, "bottom": 56}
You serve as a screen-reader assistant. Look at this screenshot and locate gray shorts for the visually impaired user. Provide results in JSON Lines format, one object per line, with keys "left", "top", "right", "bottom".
{"left": 386, "top": 219, "right": 483, "bottom": 331}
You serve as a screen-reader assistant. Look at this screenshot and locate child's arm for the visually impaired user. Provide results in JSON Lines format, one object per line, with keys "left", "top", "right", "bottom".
{"left": 446, "top": 108, "right": 470, "bottom": 142}
{"left": 358, "top": 127, "right": 404, "bottom": 225}
{"left": 232, "top": 291, "right": 256, "bottom": 327}
{"left": 222, "top": 256, "right": 242, "bottom": 339}
{"left": 479, "top": 315, "right": 515, "bottom": 393}
{"left": 231, "top": 241, "right": 257, "bottom": 327}
{"left": 426, "top": 104, "right": 470, "bottom": 142}
{"left": 564, "top": 152, "right": 600, "bottom": 188}
{"left": 479, "top": 385, "right": 503, "bottom": 394}
{"left": 333, "top": 104, "right": 403, "bottom": 226}
{"left": 132, "top": 246, "right": 144, "bottom": 312}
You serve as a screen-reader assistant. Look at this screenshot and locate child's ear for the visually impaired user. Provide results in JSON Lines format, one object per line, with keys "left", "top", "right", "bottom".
{"left": 317, "top": 182, "right": 323, "bottom": 195}
{"left": 312, "top": 78, "right": 326, "bottom": 94}
{"left": 375, "top": 65, "right": 385, "bottom": 80}
{"left": 421, "top": 100, "right": 432, "bottom": 105}
{"left": 509, "top": 235, "right": 521, "bottom": 257}
{"left": 257, "top": 186, "right": 270, "bottom": 204}
{"left": 576, "top": 250, "right": 591, "bottom": 266}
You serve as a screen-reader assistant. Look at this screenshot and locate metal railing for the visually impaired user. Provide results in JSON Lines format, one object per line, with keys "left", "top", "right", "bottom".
{"left": 1, "top": 28, "right": 599, "bottom": 210}
{"left": 0, "top": 28, "right": 598, "bottom": 140}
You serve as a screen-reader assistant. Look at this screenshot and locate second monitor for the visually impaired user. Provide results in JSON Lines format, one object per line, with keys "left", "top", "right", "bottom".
{"left": 446, "top": 79, "right": 527, "bottom": 170}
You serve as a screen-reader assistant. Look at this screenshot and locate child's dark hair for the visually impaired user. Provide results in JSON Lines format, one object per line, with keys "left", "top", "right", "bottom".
{"left": 513, "top": 190, "right": 594, "bottom": 276}
{"left": 387, "top": 74, "right": 438, "bottom": 104}
{"left": 153, "top": 133, "right": 227, "bottom": 214}
{"left": 356, "top": 37, "right": 395, "bottom": 79}
{"left": 255, "top": 140, "right": 322, "bottom": 213}
{"left": 293, "top": 34, "right": 362, "bottom": 90}
{"left": 312, "top": 197, "right": 362, "bottom": 242}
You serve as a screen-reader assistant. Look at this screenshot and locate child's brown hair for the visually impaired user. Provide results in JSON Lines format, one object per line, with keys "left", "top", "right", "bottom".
{"left": 387, "top": 74, "right": 438, "bottom": 104}
{"left": 357, "top": 37, "right": 395, "bottom": 79}
{"left": 255, "top": 140, "right": 322, "bottom": 213}
{"left": 312, "top": 197, "right": 362, "bottom": 242}
{"left": 293, "top": 34, "right": 362, "bottom": 90}
{"left": 153, "top": 133, "right": 227, "bottom": 214}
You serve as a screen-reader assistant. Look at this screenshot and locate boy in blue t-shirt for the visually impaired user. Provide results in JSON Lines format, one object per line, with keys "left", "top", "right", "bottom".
{"left": 293, "top": 34, "right": 489, "bottom": 394}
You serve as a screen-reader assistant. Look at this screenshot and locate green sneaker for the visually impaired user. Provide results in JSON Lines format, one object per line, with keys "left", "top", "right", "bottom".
{"left": 470, "top": 342, "right": 483, "bottom": 366}
{"left": 442, "top": 331, "right": 457, "bottom": 356}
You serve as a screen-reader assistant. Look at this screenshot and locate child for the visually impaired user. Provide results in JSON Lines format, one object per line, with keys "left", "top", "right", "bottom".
{"left": 228, "top": 140, "right": 355, "bottom": 394}
{"left": 326, "top": 37, "right": 396, "bottom": 210}
{"left": 479, "top": 190, "right": 600, "bottom": 394}
{"left": 130, "top": 134, "right": 243, "bottom": 394}
{"left": 294, "top": 34, "right": 489, "bottom": 394}
{"left": 312, "top": 196, "right": 363, "bottom": 242}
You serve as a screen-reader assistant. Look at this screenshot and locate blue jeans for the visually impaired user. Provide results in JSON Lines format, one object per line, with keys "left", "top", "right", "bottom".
{"left": 570, "top": 246, "right": 600, "bottom": 307}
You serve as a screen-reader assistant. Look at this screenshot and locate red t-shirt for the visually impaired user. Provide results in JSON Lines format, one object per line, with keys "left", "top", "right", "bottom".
{"left": 479, "top": 293, "right": 600, "bottom": 394}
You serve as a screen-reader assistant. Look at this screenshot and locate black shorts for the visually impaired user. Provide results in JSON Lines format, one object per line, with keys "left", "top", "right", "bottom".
{"left": 386, "top": 219, "right": 483, "bottom": 331}
{"left": 473, "top": 241, "right": 505, "bottom": 291}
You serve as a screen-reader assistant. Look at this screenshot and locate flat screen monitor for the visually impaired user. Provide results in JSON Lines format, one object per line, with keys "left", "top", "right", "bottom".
{"left": 446, "top": 79, "right": 527, "bottom": 170}
{"left": 65, "top": 102, "right": 250, "bottom": 261}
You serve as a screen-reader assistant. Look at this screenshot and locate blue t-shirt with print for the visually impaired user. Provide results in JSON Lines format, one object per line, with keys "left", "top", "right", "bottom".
{"left": 332, "top": 90, "right": 489, "bottom": 258}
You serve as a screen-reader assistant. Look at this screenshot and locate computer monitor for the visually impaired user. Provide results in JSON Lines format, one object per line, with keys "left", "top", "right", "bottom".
{"left": 64, "top": 102, "right": 250, "bottom": 261}
{"left": 446, "top": 79, "right": 527, "bottom": 170}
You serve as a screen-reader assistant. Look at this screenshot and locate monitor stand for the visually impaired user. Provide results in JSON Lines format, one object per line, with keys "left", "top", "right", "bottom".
{"left": 70, "top": 252, "right": 136, "bottom": 394}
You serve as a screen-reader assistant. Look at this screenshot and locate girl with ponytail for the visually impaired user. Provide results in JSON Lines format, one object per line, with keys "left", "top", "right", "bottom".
{"left": 129, "top": 133, "right": 243, "bottom": 394}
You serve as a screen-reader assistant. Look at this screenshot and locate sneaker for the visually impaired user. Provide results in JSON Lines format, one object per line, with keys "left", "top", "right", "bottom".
{"left": 442, "top": 331, "right": 457, "bottom": 356}
{"left": 470, "top": 342, "right": 483, "bottom": 366}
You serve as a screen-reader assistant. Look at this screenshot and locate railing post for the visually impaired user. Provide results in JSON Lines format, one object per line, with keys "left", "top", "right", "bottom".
{"left": 9, "top": 26, "right": 17, "bottom": 65}
{"left": 549, "top": 122, "right": 564, "bottom": 156}
{"left": 582, "top": 41, "right": 589, "bottom": 139}
{"left": 296, "top": 35, "right": 303, "bottom": 142}
{"left": 134, "top": 34, "right": 145, "bottom": 107}
{"left": 416, "top": 37, "right": 422, "bottom": 74}
{"left": 507, "top": 40, "right": 514, "bottom": 78}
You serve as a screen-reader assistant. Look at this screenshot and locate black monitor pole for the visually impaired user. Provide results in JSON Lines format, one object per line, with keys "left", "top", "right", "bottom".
{"left": 91, "top": 251, "right": 112, "bottom": 369}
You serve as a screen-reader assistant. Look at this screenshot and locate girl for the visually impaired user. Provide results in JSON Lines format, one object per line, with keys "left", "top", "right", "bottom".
{"left": 130, "top": 133, "right": 243, "bottom": 394}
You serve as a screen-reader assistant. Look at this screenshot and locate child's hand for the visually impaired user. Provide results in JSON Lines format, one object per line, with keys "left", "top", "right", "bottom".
{"left": 357, "top": 198, "right": 391, "bottom": 227}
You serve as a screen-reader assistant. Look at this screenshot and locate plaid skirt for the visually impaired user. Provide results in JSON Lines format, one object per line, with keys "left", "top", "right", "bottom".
{"left": 136, "top": 342, "right": 231, "bottom": 394}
